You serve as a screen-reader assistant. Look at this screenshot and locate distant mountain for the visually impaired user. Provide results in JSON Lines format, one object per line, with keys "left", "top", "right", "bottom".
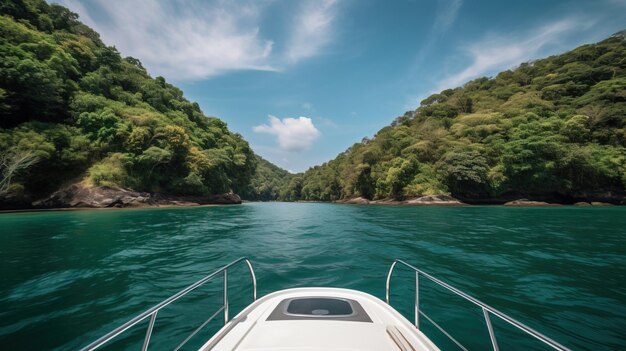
{"left": 0, "top": 0, "right": 263, "bottom": 208}
{"left": 278, "top": 33, "right": 626, "bottom": 204}
{"left": 241, "top": 155, "right": 292, "bottom": 201}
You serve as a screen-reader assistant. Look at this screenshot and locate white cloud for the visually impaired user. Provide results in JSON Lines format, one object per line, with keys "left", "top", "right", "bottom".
{"left": 54, "top": 0, "right": 340, "bottom": 80}
{"left": 55, "top": 0, "right": 274, "bottom": 80}
{"left": 438, "top": 18, "right": 593, "bottom": 90}
{"left": 285, "top": 0, "right": 338, "bottom": 63}
{"left": 253, "top": 115, "right": 320, "bottom": 151}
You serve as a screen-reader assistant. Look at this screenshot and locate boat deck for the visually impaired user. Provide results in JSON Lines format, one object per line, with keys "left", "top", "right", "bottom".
{"left": 200, "top": 287, "right": 439, "bottom": 351}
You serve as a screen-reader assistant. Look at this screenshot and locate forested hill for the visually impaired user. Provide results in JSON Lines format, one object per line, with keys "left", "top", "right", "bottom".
{"left": 0, "top": 0, "right": 261, "bottom": 207}
{"left": 241, "top": 155, "right": 292, "bottom": 201}
{"left": 278, "top": 33, "right": 626, "bottom": 203}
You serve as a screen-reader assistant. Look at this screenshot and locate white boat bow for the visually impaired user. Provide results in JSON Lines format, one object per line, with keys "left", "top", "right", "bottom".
{"left": 201, "top": 287, "right": 439, "bottom": 351}
{"left": 78, "top": 257, "right": 571, "bottom": 351}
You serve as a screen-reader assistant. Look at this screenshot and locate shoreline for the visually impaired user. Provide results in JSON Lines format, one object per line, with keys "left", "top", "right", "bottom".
{"left": 2, "top": 200, "right": 624, "bottom": 214}
{"left": 333, "top": 194, "right": 624, "bottom": 206}
{"left": 3, "top": 191, "right": 624, "bottom": 213}
{"left": 0, "top": 184, "right": 243, "bottom": 213}
{"left": 0, "top": 203, "right": 225, "bottom": 214}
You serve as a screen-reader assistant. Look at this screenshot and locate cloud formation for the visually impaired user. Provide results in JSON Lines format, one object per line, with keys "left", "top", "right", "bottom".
{"left": 285, "top": 0, "right": 338, "bottom": 63}
{"left": 56, "top": 0, "right": 339, "bottom": 80}
{"left": 253, "top": 116, "right": 320, "bottom": 151}
{"left": 439, "top": 18, "right": 592, "bottom": 89}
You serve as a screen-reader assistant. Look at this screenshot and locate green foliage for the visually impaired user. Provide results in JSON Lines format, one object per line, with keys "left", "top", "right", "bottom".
{"left": 0, "top": 1, "right": 257, "bottom": 202}
{"left": 88, "top": 153, "right": 131, "bottom": 187}
{"left": 241, "top": 155, "right": 291, "bottom": 201}
{"left": 279, "top": 33, "right": 626, "bottom": 201}
{"left": 438, "top": 150, "right": 489, "bottom": 195}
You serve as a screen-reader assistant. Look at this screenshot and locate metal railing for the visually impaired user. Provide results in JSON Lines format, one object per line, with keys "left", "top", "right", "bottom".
{"left": 79, "top": 257, "right": 256, "bottom": 351}
{"left": 386, "top": 259, "right": 571, "bottom": 351}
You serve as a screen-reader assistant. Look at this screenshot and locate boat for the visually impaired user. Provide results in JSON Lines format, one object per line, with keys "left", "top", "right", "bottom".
{"left": 79, "top": 257, "right": 571, "bottom": 351}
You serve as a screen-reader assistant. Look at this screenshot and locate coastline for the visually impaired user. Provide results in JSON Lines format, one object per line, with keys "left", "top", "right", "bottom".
{"left": 3, "top": 190, "right": 624, "bottom": 213}
{"left": 0, "top": 184, "right": 243, "bottom": 212}
{"left": 0, "top": 203, "right": 224, "bottom": 214}
{"left": 332, "top": 194, "right": 624, "bottom": 206}
{"left": 2, "top": 198, "right": 623, "bottom": 214}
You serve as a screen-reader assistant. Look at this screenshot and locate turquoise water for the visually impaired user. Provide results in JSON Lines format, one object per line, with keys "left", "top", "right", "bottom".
{"left": 1, "top": 203, "right": 625, "bottom": 350}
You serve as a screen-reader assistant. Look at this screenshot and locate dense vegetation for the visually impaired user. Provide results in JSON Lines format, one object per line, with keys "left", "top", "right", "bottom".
{"left": 0, "top": 0, "right": 257, "bottom": 205}
{"left": 1, "top": 0, "right": 624, "bottom": 206}
{"left": 278, "top": 33, "right": 626, "bottom": 202}
{"left": 241, "top": 155, "right": 292, "bottom": 201}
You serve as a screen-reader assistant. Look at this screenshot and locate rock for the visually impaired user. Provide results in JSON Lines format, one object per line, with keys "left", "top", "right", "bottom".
{"left": 404, "top": 194, "right": 463, "bottom": 205}
{"left": 207, "top": 192, "right": 242, "bottom": 204}
{"left": 590, "top": 202, "right": 613, "bottom": 206}
{"left": 504, "top": 199, "right": 559, "bottom": 206}
{"left": 32, "top": 183, "right": 242, "bottom": 208}
{"left": 343, "top": 197, "right": 370, "bottom": 204}
{"left": 574, "top": 202, "right": 592, "bottom": 206}
{"left": 32, "top": 184, "right": 145, "bottom": 208}
{"left": 369, "top": 198, "right": 400, "bottom": 205}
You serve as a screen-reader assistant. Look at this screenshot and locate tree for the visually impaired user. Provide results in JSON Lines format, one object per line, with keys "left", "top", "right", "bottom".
{"left": 438, "top": 150, "right": 489, "bottom": 195}
{"left": 0, "top": 149, "right": 39, "bottom": 196}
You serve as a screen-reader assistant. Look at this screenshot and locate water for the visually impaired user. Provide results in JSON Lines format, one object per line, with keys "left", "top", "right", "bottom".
{"left": 1, "top": 203, "right": 625, "bottom": 350}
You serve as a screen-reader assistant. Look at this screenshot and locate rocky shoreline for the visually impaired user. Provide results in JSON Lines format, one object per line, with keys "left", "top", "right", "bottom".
{"left": 0, "top": 183, "right": 242, "bottom": 211}
{"left": 334, "top": 194, "right": 624, "bottom": 206}
{"left": 3, "top": 188, "right": 624, "bottom": 211}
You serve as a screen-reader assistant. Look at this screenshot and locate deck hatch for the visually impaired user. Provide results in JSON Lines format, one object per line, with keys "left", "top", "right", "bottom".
{"left": 286, "top": 298, "right": 353, "bottom": 316}
{"left": 267, "top": 296, "right": 372, "bottom": 322}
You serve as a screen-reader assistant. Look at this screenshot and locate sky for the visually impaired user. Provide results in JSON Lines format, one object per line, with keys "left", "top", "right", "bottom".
{"left": 53, "top": 0, "right": 626, "bottom": 172}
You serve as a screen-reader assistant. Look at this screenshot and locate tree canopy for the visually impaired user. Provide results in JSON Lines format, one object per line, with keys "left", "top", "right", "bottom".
{"left": 273, "top": 32, "right": 626, "bottom": 202}
{"left": 0, "top": 0, "right": 257, "bottom": 203}
{"left": 1, "top": 0, "right": 624, "bottom": 205}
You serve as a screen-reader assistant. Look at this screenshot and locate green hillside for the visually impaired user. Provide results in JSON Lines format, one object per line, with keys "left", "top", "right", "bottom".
{"left": 279, "top": 33, "right": 626, "bottom": 203}
{"left": 1, "top": 0, "right": 624, "bottom": 207}
{"left": 241, "top": 155, "right": 292, "bottom": 201}
{"left": 0, "top": 0, "right": 258, "bottom": 206}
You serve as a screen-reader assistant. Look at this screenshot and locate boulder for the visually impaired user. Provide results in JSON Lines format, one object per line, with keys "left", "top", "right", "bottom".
{"left": 207, "top": 192, "right": 242, "bottom": 204}
{"left": 32, "top": 183, "right": 242, "bottom": 208}
{"left": 504, "top": 199, "right": 559, "bottom": 206}
{"left": 32, "top": 184, "right": 152, "bottom": 208}
{"left": 369, "top": 198, "right": 400, "bottom": 205}
{"left": 343, "top": 197, "right": 370, "bottom": 204}
{"left": 404, "top": 194, "right": 463, "bottom": 205}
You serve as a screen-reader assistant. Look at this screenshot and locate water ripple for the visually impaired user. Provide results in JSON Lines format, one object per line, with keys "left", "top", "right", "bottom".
{"left": 0, "top": 203, "right": 625, "bottom": 350}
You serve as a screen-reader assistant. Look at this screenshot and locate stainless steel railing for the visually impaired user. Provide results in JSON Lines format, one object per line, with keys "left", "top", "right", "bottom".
{"left": 386, "top": 259, "right": 571, "bottom": 351}
{"left": 79, "top": 257, "right": 257, "bottom": 351}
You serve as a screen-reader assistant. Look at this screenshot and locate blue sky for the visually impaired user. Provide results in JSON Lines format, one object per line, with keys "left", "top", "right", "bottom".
{"left": 54, "top": 0, "right": 626, "bottom": 172}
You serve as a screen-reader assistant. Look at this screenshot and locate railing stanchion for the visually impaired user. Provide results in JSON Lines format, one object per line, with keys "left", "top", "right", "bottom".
{"left": 79, "top": 257, "right": 256, "bottom": 351}
{"left": 415, "top": 271, "right": 420, "bottom": 329}
{"left": 385, "top": 260, "right": 397, "bottom": 304}
{"left": 386, "top": 259, "right": 570, "bottom": 351}
{"left": 223, "top": 269, "right": 229, "bottom": 325}
{"left": 141, "top": 311, "right": 158, "bottom": 351}
{"left": 483, "top": 308, "right": 499, "bottom": 351}
{"left": 244, "top": 259, "right": 257, "bottom": 301}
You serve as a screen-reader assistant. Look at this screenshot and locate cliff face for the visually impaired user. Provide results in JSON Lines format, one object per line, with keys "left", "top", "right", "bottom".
{"left": 275, "top": 33, "right": 626, "bottom": 204}
{"left": 0, "top": 0, "right": 256, "bottom": 209}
